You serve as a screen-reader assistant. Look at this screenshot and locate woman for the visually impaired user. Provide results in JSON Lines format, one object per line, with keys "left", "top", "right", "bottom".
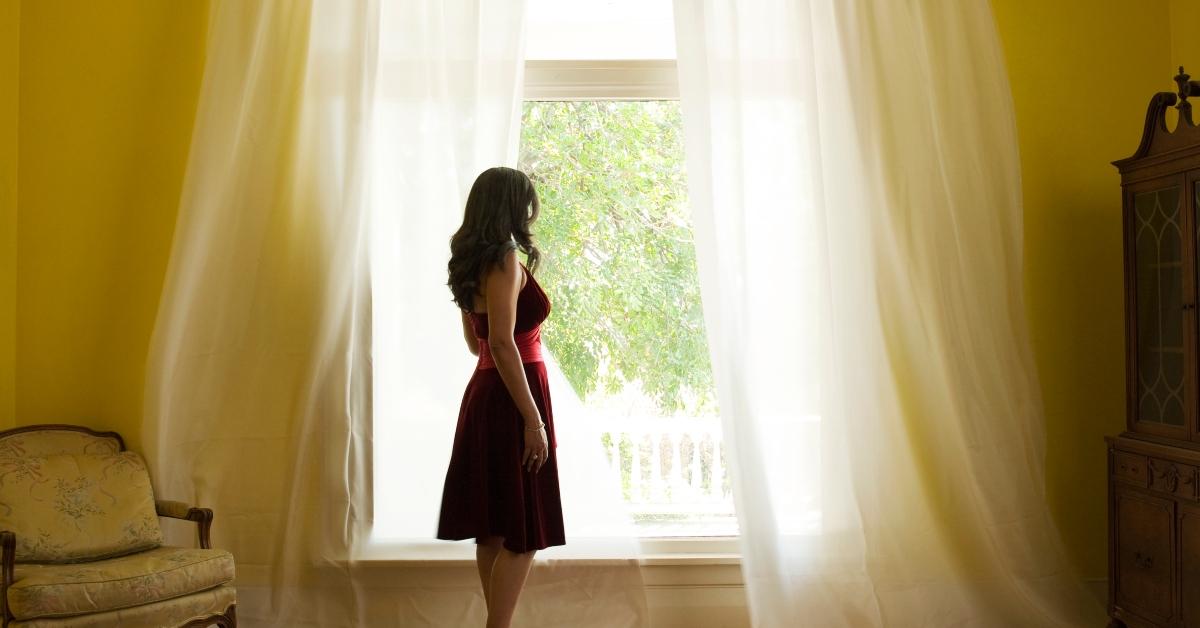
{"left": 438, "top": 167, "right": 566, "bottom": 628}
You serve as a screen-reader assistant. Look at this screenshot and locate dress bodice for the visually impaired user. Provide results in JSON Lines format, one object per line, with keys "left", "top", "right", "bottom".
{"left": 468, "top": 263, "right": 551, "bottom": 340}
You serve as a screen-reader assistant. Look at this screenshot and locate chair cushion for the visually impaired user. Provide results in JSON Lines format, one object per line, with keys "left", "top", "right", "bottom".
{"left": 8, "top": 584, "right": 236, "bottom": 628}
{"left": 8, "top": 546, "right": 236, "bottom": 620}
{"left": 0, "top": 452, "right": 163, "bottom": 562}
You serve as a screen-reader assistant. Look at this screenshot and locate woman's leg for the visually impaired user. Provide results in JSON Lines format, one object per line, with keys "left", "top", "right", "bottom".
{"left": 476, "top": 536, "right": 505, "bottom": 607}
{"left": 486, "top": 546, "right": 536, "bottom": 628}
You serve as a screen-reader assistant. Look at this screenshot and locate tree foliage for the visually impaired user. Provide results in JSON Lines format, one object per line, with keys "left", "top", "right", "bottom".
{"left": 519, "top": 101, "right": 715, "bottom": 416}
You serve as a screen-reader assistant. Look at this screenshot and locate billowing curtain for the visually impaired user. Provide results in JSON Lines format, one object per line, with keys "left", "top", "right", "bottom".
{"left": 145, "top": 0, "right": 646, "bottom": 626}
{"left": 673, "top": 1, "right": 1106, "bottom": 626}
{"left": 143, "top": 1, "right": 378, "bottom": 625}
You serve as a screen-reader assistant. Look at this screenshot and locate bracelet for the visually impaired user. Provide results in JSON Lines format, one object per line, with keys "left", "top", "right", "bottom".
{"left": 524, "top": 421, "right": 545, "bottom": 432}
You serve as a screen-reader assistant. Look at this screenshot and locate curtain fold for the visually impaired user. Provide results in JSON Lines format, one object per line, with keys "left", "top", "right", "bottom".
{"left": 672, "top": 1, "right": 1106, "bottom": 626}
{"left": 144, "top": 1, "right": 379, "bottom": 625}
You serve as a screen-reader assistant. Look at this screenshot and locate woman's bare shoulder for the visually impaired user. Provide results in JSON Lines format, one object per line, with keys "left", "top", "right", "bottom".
{"left": 479, "top": 249, "right": 526, "bottom": 304}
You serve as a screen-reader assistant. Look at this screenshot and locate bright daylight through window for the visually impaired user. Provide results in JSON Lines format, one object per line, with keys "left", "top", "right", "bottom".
{"left": 371, "top": 0, "right": 739, "bottom": 545}
{"left": 519, "top": 100, "right": 735, "bottom": 536}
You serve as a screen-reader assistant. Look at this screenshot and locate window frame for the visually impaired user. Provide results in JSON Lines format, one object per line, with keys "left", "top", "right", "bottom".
{"left": 523, "top": 60, "right": 679, "bottom": 101}
{"left": 361, "top": 59, "right": 739, "bottom": 564}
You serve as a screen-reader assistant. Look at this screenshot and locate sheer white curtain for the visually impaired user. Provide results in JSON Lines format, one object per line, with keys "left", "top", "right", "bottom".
{"left": 369, "top": 0, "right": 532, "bottom": 544}
{"left": 673, "top": 1, "right": 1106, "bottom": 626}
{"left": 146, "top": 1, "right": 645, "bottom": 626}
{"left": 144, "top": 1, "right": 377, "bottom": 625}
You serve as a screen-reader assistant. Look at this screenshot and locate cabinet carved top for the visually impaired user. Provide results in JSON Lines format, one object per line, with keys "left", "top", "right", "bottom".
{"left": 1114, "top": 67, "right": 1200, "bottom": 174}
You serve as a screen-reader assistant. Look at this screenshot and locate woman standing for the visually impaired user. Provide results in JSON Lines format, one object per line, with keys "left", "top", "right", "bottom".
{"left": 438, "top": 167, "right": 566, "bottom": 628}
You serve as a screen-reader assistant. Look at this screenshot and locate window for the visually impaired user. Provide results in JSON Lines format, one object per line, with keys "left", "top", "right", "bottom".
{"left": 370, "top": 0, "right": 738, "bottom": 549}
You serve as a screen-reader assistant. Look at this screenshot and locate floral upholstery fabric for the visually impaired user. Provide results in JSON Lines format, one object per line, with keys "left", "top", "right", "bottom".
{"left": 0, "top": 452, "right": 163, "bottom": 562}
{"left": 8, "top": 546, "right": 235, "bottom": 620}
{"left": 0, "top": 431, "right": 122, "bottom": 458}
{"left": 9, "top": 584, "right": 235, "bottom": 627}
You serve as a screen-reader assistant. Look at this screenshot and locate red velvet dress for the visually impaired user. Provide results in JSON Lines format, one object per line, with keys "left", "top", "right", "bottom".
{"left": 436, "top": 263, "right": 565, "bottom": 553}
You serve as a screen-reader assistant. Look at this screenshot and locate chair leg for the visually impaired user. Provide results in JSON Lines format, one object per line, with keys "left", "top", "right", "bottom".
{"left": 215, "top": 603, "right": 236, "bottom": 627}
{"left": 180, "top": 604, "right": 236, "bottom": 628}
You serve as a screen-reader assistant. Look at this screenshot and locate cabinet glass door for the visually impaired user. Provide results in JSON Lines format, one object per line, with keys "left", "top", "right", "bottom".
{"left": 1194, "top": 178, "right": 1200, "bottom": 440}
{"left": 1134, "top": 186, "right": 1186, "bottom": 427}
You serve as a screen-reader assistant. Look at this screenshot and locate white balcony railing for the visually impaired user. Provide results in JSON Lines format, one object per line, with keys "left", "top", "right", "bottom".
{"left": 596, "top": 413, "right": 823, "bottom": 536}
{"left": 597, "top": 416, "right": 736, "bottom": 534}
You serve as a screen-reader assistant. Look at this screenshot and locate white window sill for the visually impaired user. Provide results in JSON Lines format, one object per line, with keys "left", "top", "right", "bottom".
{"left": 357, "top": 536, "right": 742, "bottom": 567}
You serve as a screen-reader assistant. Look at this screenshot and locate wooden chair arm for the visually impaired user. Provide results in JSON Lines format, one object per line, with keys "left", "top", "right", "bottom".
{"left": 1, "top": 530, "right": 14, "bottom": 628}
{"left": 155, "top": 500, "right": 214, "bottom": 550}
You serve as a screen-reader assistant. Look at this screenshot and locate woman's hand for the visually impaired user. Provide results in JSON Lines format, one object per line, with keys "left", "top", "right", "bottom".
{"left": 523, "top": 424, "right": 549, "bottom": 473}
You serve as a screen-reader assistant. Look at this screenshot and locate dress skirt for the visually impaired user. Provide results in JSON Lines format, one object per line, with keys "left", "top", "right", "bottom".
{"left": 436, "top": 359, "right": 566, "bottom": 553}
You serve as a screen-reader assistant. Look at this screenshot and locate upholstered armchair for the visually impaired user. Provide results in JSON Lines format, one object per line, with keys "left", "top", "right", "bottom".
{"left": 0, "top": 424, "right": 236, "bottom": 627}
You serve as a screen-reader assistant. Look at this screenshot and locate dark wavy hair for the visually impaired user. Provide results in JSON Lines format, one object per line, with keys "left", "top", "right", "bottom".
{"left": 447, "top": 167, "right": 541, "bottom": 312}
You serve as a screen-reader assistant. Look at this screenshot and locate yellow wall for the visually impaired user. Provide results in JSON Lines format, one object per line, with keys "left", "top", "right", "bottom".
{"left": 16, "top": 0, "right": 208, "bottom": 452}
{"left": 1, "top": 0, "right": 17, "bottom": 430}
{"left": 1171, "top": 0, "right": 1200, "bottom": 71}
{"left": 991, "top": 0, "right": 1174, "bottom": 578}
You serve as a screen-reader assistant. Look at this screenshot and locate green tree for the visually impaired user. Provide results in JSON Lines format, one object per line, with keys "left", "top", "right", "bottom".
{"left": 519, "top": 101, "right": 716, "bottom": 416}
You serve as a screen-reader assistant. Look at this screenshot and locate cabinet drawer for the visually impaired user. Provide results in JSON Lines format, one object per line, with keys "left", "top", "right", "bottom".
{"left": 1149, "top": 457, "right": 1198, "bottom": 499}
{"left": 1114, "top": 452, "right": 1150, "bottom": 487}
{"left": 1114, "top": 488, "right": 1175, "bottom": 624}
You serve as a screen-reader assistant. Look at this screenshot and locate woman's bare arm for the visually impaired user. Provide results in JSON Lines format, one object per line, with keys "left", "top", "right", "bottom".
{"left": 460, "top": 310, "right": 479, "bottom": 356}
{"left": 484, "top": 250, "right": 542, "bottom": 427}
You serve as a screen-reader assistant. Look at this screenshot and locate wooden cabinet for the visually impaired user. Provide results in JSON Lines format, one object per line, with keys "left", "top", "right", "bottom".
{"left": 1111, "top": 68, "right": 1200, "bottom": 628}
